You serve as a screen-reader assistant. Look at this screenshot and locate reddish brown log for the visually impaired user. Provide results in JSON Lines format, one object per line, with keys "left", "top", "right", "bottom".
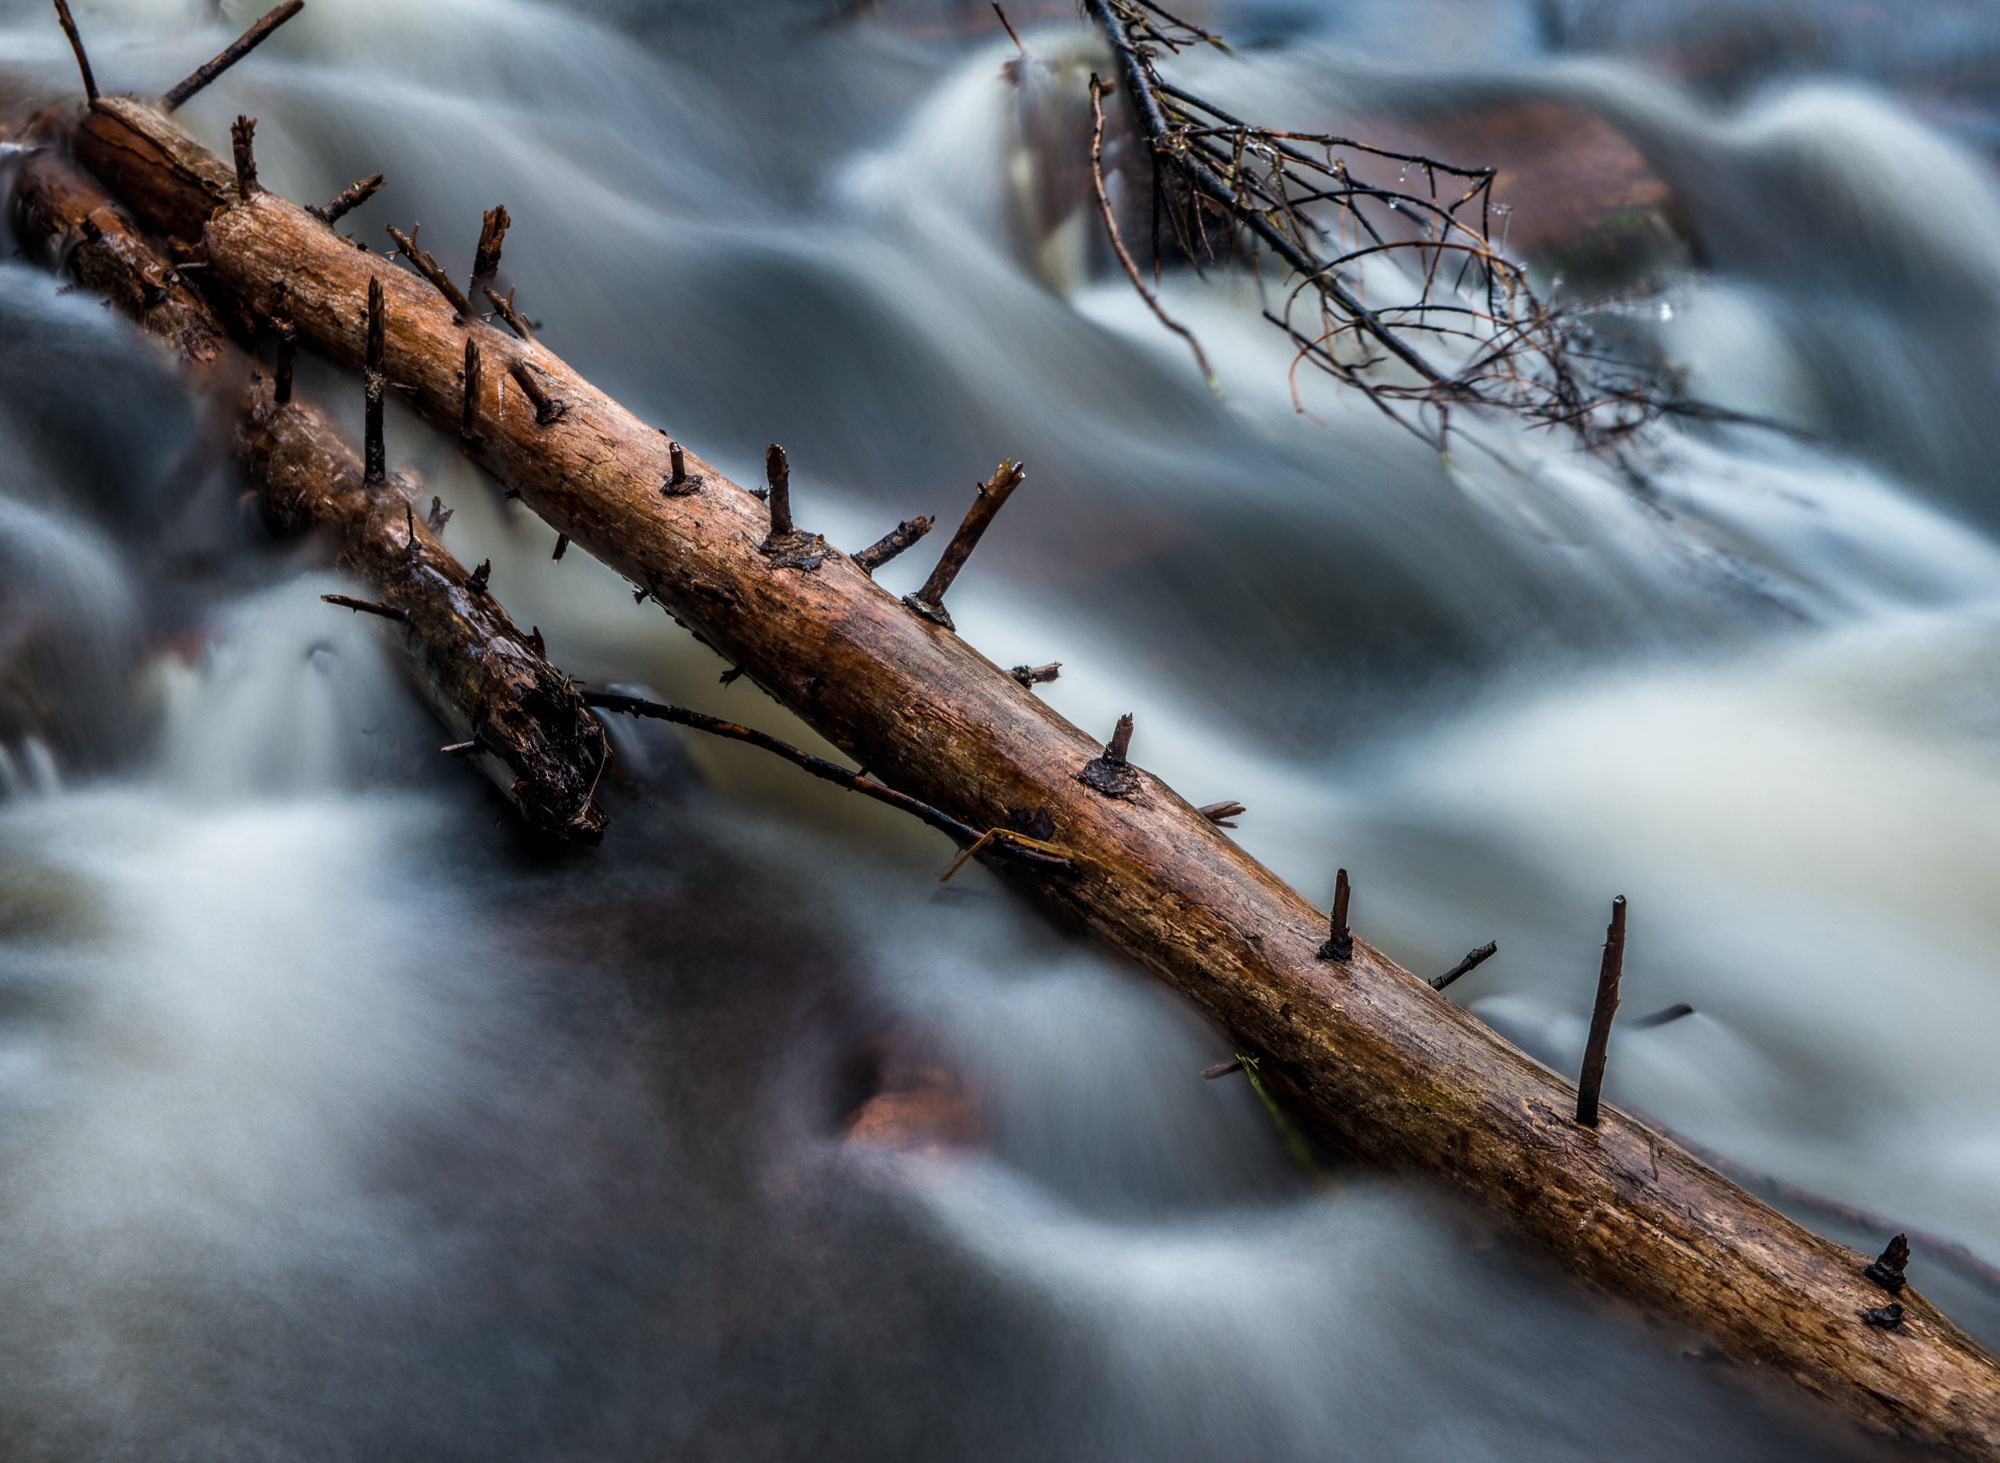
{"left": 65, "top": 95, "right": 2000, "bottom": 1458}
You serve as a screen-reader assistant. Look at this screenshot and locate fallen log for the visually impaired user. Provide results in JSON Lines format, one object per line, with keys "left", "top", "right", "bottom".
{"left": 11, "top": 119, "right": 610, "bottom": 842}
{"left": 67, "top": 94, "right": 2000, "bottom": 1456}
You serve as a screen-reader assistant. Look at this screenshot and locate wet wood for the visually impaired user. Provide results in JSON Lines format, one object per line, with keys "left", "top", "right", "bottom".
{"left": 11, "top": 124, "right": 609, "bottom": 843}
{"left": 65, "top": 95, "right": 2000, "bottom": 1459}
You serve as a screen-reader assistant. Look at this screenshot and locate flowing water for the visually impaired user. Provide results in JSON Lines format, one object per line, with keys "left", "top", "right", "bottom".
{"left": 2, "top": 0, "right": 1999, "bottom": 1457}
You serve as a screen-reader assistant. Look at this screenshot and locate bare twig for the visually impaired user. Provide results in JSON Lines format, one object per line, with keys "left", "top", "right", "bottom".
{"left": 583, "top": 689, "right": 1077, "bottom": 875}
{"left": 1317, "top": 867, "right": 1353, "bottom": 962}
{"left": 50, "top": 0, "right": 96, "bottom": 103}
{"left": 164, "top": 0, "right": 304, "bottom": 112}
{"left": 992, "top": 2, "right": 1026, "bottom": 55}
{"left": 1432, "top": 940, "right": 1497, "bottom": 991}
{"left": 229, "top": 115, "right": 258, "bottom": 200}
{"left": 483, "top": 285, "right": 534, "bottom": 343}
{"left": 322, "top": 593, "right": 408, "bottom": 623}
{"left": 764, "top": 443, "right": 794, "bottom": 539}
{"left": 1576, "top": 896, "right": 1626, "bottom": 1127}
{"left": 469, "top": 204, "right": 509, "bottom": 300}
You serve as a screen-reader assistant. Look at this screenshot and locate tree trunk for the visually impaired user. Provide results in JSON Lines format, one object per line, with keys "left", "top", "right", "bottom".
{"left": 67, "top": 95, "right": 2000, "bottom": 1456}
{"left": 13, "top": 114, "right": 610, "bottom": 843}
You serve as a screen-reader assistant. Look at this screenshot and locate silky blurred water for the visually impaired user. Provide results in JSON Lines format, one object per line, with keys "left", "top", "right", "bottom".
{"left": 1, "top": 0, "right": 1998, "bottom": 1457}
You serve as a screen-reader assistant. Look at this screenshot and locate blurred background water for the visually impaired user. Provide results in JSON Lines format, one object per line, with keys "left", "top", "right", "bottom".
{"left": 2, "top": 0, "right": 1999, "bottom": 1457}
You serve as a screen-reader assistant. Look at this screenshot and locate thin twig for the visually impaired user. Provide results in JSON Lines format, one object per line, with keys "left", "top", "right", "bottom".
{"left": 50, "top": 0, "right": 97, "bottom": 102}
{"left": 908, "top": 460, "right": 1026, "bottom": 626}
{"left": 582, "top": 690, "right": 1077, "bottom": 875}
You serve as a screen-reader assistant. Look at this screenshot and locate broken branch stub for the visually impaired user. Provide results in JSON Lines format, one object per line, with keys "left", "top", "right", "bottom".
{"left": 905, "top": 459, "right": 1025, "bottom": 630}
{"left": 71, "top": 96, "right": 2000, "bottom": 1458}
{"left": 163, "top": 0, "right": 305, "bottom": 112}
{"left": 50, "top": 0, "right": 97, "bottom": 102}
{"left": 312, "top": 173, "right": 384, "bottom": 225}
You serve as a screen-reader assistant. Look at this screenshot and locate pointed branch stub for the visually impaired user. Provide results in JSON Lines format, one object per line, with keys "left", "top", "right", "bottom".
{"left": 51, "top": 0, "right": 98, "bottom": 103}
{"left": 230, "top": 115, "right": 259, "bottom": 200}
{"left": 483, "top": 285, "right": 534, "bottom": 343}
{"left": 1317, "top": 868, "right": 1353, "bottom": 962}
{"left": 469, "top": 204, "right": 510, "bottom": 299}
{"left": 164, "top": 0, "right": 305, "bottom": 112}
{"left": 312, "top": 173, "right": 384, "bottom": 225}
{"left": 853, "top": 515, "right": 934, "bottom": 576}
{"left": 1431, "top": 941, "right": 1498, "bottom": 991}
{"left": 1866, "top": 1235, "right": 1911, "bottom": 1294}
{"left": 321, "top": 593, "right": 407, "bottom": 623}
{"left": 759, "top": 443, "right": 827, "bottom": 570}
{"left": 1011, "top": 662, "right": 1061, "bottom": 689}
{"left": 1078, "top": 712, "right": 1140, "bottom": 798}
{"left": 905, "top": 459, "right": 1026, "bottom": 630}
{"left": 1575, "top": 895, "right": 1627, "bottom": 1128}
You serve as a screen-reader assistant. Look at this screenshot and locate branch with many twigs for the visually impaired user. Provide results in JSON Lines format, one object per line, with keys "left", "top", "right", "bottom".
{"left": 1080, "top": 0, "right": 1665, "bottom": 452}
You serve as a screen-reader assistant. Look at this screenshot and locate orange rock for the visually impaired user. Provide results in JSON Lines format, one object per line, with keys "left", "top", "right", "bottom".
{"left": 842, "top": 1037, "right": 984, "bottom": 1155}
{"left": 1391, "top": 100, "right": 1689, "bottom": 286}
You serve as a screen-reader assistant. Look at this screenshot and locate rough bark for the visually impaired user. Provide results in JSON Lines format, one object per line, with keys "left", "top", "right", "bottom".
{"left": 69, "top": 96, "right": 2000, "bottom": 1456}
{"left": 13, "top": 118, "right": 609, "bottom": 842}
